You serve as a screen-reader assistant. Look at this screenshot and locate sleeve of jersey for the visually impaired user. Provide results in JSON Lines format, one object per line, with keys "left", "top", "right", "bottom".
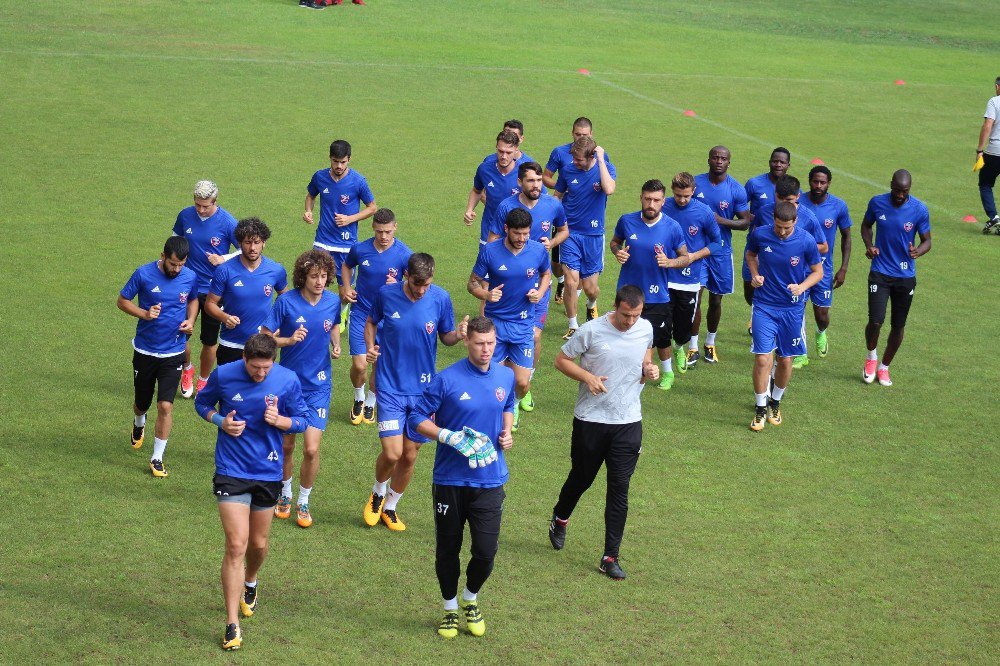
{"left": 172, "top": 213, "right": 184, "bottom": 236}
{"left": 307, "top": 172, "right": 320, "bottom": 197}
{"left": 606, "top": 160, "right": 617, "bottom": 179}
{"left": 282, "top": 377, "right": 310, "bottom": 434}
{"left": 473, "top": 164, "right": 485, "bottom": 191}
{"left": 560, "top": 325, "right": 589, "bottom": 360}
{"left": 672, "top": 226, "right": 687, "bottom": 254}
{"left": 332, "top": 294, "right": 343, "bottom": 326}
{"left": 554, "top": 202, "right": 567, "bottom": 227}
{"left": 918, "top": 206, "right": 931, "bottom": 234}
{"left": 345, "top": 245, "right": 358, "bottom": 269}
{"left": 489, "top": 202, "right": 508, "bottom": 237}
{"left": 613, "top": 217, "right": 626, "bottom": 242}
{"left": 120, "top": 268, "right": 142, "bottom": 300}
{"left": 209, "top": 264, "right": 227, "bottom": 297}
{"left": 263, "top": 297, "right": 283, "bottom": 334}
{"left": 471, "top": 247, "right": 490, "bottom": 281}
{"left": 863, "top": 198, "right": 876, "bottom": 223}
{"left": 407, "top": 376, "right": 444, "bottom": 433}
{"left": 555, "top": 172, "right": 567, "bottom": 195}
{"left": 735, "top": 183, "right": 750, "bottom": 212}
{"left": 438, "top": 292, "right": 456, "bottom": 334}
{"left": 804, "top": 239, "right": 821, "bottom": 267}
{"left": 745, "top": 229, "right": 760, "bottom": 255}
{"left": 986, "top": 99, "right": 999, "bottom": 121}
{"left": 809, "top": 218, "right": 826, "bottom": 244}
{"left": 837, "top": 201, "right": 853, "bottom": 228}
{"left": 369, "top": 289, "right": 384, "bottom": 326}
{"left": 359, "top": 177, "right": 375, "bottom": 205}
{"left": 194, "top": 370, "right": 221, "bottom": 420}
{"left": 545, "top": 148, "right": 560, "bottom": 173}
{"left": 275, "top": 265, "right": 288, "bottom": 292}
{"left": 227, "top": 219, "right": 239, "bottom": 250}
{"left": 704, "top": 210, "right": 724, "bottom": 254}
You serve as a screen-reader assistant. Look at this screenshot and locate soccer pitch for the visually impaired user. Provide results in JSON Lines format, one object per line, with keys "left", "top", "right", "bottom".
{"left": 1, "top": 0, "right": 997, "bottom": 661}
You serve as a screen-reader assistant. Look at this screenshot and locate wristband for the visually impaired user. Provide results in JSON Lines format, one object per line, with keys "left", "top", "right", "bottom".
{"left": 211, "top": 413, "right": 225, "bottom": 427}
{"left": 977, "top": 149, "right": 984, "bottom": 153}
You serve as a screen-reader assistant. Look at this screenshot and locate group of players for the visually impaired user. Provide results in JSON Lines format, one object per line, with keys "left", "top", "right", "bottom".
{"left": 117, "top": 119, "right": 932, "bottom": 649}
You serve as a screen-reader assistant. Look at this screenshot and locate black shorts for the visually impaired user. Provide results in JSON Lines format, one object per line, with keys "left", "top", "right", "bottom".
{"left": 433, "top": 484, "right": 505, "bottom": 542}
{"left": 867, "top": 271, "right": 916, "bottom": 329}
{"left": 668, "top": 289, "right": 699, "bottom": 345}
{"left": 215, "top": 345, "right": 244, "bottom": 366}
{"left": 196, "top": 294, "right": 222, "bottom": 346}
{"left": 641, "top": 302, "right": 672, "bottom": 349}
{"left": 132, "top": 350, "right": 184, "bottom": 413}
{"left": 551, "top": 243, "right": 560, "bottom": 265}
{"left": 213, "top": 474, "right": 282, "bottom": 510}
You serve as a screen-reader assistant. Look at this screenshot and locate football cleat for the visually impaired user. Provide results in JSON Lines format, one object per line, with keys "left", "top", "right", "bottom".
{"left": 792, "top": 354, "right": 809, "bottom": 369}
{"left": 240, "top": 584, "right": 257, "bottom": 617}
{"left": 656, "top": 371, "right": 674, "bottom": 391}
{"left": 296, "top": 503, "right": 313, "bottom": 528}
{"left": 350, "top": 400, "right": 364, "bottom": 425}
{"left": 196, "top": 378, "right": 208, "bottom": 394}
{"left": 703, "top": 344, "right": 718, "bottom": 364}
{"left": 222, "top": 623, "right": 242, "bottom": 650}
{"left": 554, "top": 282, "right": 565, "bottom": 304}
{"left": 599, "top": 555, "right": 626, "bottom": 581}
{"left": 460, "top": 600, "right": 486, "bottom": 636}
{"left": 149, "top": 459, "right": 168, "bottom": 478}
{"left": 363, "top": 492, "right": 385, "bottom": 526}
{"left": 512, "top": 401, "right": 521, "bottom": 432}
{"left": 299, "top": 0, "right": 309, "bottom": 5}
{"left": 983, "top": 215, "right": 1000, "bottom": 235}
{"left": 131, "top": 423, "right": 145, "bottom": 449}
{"left": 863, "top": 359, "right": 877, "bottom": 384}
{"left": 674, "top": 347, "right": 687, "bottom": 374}
{"left": 519, "top": 391, "right": 534, "bottom": 412}
{"left": 877, "top": 367, "right": 893, "bottom": 387}
{"left": 562, "top": 327, "right": 577, "bottom": 341}
{"left": 750, "top": 407, "right": 767, "bottom": 431}
{"left": 549, "top": 515, "right": 567, "bottom": 550}
{"left": 586, "top": 305, "right": 599, "bottom": 322}
{"left": 180, "top": 366, "right": 195, "bottom": 398}
{"left": 766, "top": 400, "right": 782, "bottom": 426}
{"left": 381, "top": 509, "right": 406, "bottom": 531}
{"left": 686, "top": 348, "right": 700, "bottom": 368}
{"left": 362, "top": 403, "right": 376, "bottom": 424}
{"left": 816, "top": 331, "right": 829, "bottom": 358}
{"left": 438, "top": 611, "right": 460, "bottom": 639}
{"left": 274, "top": 496, "right": 292, "bottom": 520}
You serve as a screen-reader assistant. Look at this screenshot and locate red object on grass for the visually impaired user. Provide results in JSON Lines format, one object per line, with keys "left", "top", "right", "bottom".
{"left": 962, "top": 215, "right": 978, "bottom": 223}
{"left": 810, "top": 158, "right": 824, "bottom": 165}
{"left": 894, "top": 79, "right": 906, "bottom": 86}
{"left": 682, "top": 109, "right": 696, "bottom": 117}
{"left": 578, "top": 68, "right": 590, "bottom": 76}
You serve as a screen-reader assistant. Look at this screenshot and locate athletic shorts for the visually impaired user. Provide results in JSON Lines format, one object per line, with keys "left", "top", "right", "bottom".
{"left": 433, "top": 483, "right": 505, "bottom": 546}
{"left": 303, "top": 387, "right": 332, "bottom": 431}
{"left": 132, "top": 350, "right": 184, "bottom": 413}
{"left": 196, "top": 294, "right": 222, "bottom": 346}
{"left": 751, "top": 305, "right": 807, "bottom": 357}
{"left": 213, "top": 473, "right": 281, "bottom": 510}
{"left": 348, "top": 307, "right": 372, "bottom": 357}
{"left": 495, "top": 334, "right": 535, "bottom": 370}
{"left": 534, "top": 289, "right": 551, "bottom": 329}
{"left": 641, "top": 302, "right": 673, "bottom": 350}
{"left": 705, "top": 252, "right": 735, "bottom": 295}
{"left": 376, "top": 391, "right": 431, "bottom": 443}
{"left": 560, "top": 234, "right": 605, "bottom": 279}
{"left": 867, "top": 271, "right": 916, "bottom": 329}
{"left": 807, "top": 268, "right": 834, "bottom": 308}
{"left": 668, "top": 288, "right": 699, "bottom": 346}
{"left": 551, "top": 243, "right": 561, "bottom": 265}
{"left": 216, "top": 344, "right": 244, "bottom": 366}
{"left": 316, "top": 247, "right": 351, "bottom": 286}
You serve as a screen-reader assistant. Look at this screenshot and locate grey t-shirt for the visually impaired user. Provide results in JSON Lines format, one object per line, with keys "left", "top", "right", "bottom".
{"left": 985, "top": 95, "right": 1000, "bottom": 156}
{"left": 561, "top": 314, "right": 654, "bottom": 425}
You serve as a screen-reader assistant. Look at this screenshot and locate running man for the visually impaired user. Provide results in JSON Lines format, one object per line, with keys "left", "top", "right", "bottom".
{"left": 464, "top": 129, "right": 524, "bottom": 245}
{"left": 744, "top": 147, "right": 791, "bottom": 218}
{"left": 610, "top": 179, "right": 690, "bottom": 391}
{"left": 976, "top": 76, "right": 1000, "bottom": 234}
{"left": 745, "top": 201, "right": 823, "bottom": 431}
{"left": 262, "top": 250, "right": 342, "bottom": 528}
{"left": 172, "top": 180, "right": 239, "bottom": 396}
{"left": 408, "top": 316, "right": 515, "bottom": 639}
{"left": 469, "top": 208, "right": 551, "bottom": 430}
{"left": 692, "top": 146, "right": 751, "bottom": 364}
{"left": 554, "top": 135, "right": 616, "bottom": 338}
{"left": 117, "top": 236, "right": 198, "bottom": 477}
{"left": 194, "top": 333, "right": 310, "bottom": 651}
{"left": 861, "top": 170, "right": 932, "bottom": 386}
{"left": 341, "top": 208, "right": 413, "bottom": 425}
{"left": 797, "top": 165, "right": 853, "bottom": 360}
{"left": 205, "top": 218, "right": 288, "bottom": 366}
{"left": 362, "top": 253, "right": 469, "bottom": 531}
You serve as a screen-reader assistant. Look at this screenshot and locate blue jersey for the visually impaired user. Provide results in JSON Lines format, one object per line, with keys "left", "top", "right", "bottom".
{"left": 196, "top": 361, "right": 309, "bottom": 482}
{"left": 745, "top": 225, "right": 822, "bottom": 310}
{"left": 661, "top": 198, "right": 723, "bottom": 288}
{"left": 409, "top": 359, "right": 516, "bottom": 488}
{"left": 172, "top": 206, "right": 239, "bottom": 295}
{"left": 264, "top": 289, "right": 341, "bottom": 393}
{"left": 210, "top": 257, "right": 288, "bottom": 348}
{"left": 798, "top": 193, "right": 853, "bottom": 272}
{"left": 545, "top": 143, "right": 612, "bottom": 176}
{"left": 307, "top": 168, "right": 376, "bottom": 252}
{"left": 751, "top": 202, "right": 825, "bottom": 243}
{"left": 370, "top": 283, "right": 456, "bottom": 396}
{"left": 120, "top": 261, "right": 197, "bottom": 356}
{"left": 472, "top": 239, "right": 551, "bottom": 339}
{"left": 693, "top": 173, "right": 749, "bottom": 250}
{"left": 613, "top": 212, "right": 686, "bottom": 304}
{"left": 864, "top": 193, "right": 930, "bottom": 279}
{"left": 744, "top": 173, "right": 778, "bottom": 218}
{"left": 344, "top": 238, "right": 412, "bottom": 315}
{"left": 472, "top": 156, "right": 531, "bottom": 243}
{"left": 490, "top": 193, "right": 567, "bottom": 241}
{"left": 555, "top": 159, "right": 617, "bottom": 235}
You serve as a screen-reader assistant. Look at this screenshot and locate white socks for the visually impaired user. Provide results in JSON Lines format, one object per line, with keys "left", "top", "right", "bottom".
{"left": 444, "top": 597, "right": 459, "bottom": 611}
{"left": 354, "top": 386, "right": 365, "bottom": 401}
{"left": 364, "top": 390, "right": 377, "bottom": 408}
{"left": 586, "top": 297, "right": 597, "bottom": 308}
{"left": 878, "top": 362, "right": 889, "bottom": 372}
{"left": 373, "top": 480, "right": 388, "bottom": 496}
{"left": 867, "top": 349, "right": 878, "bottom": 360}
{"left": 134, "top": 413, "right": 146, "bottom": 427}
{"left": 689, "top": 335, "right": 699, "bottom": 351}
{"left": 151, "top": 437, "right": 167, "bottom": 461}
{"left": 462, "top": 587, "right": 477, "bottom": 602}
{"left": 661, "top": 358, "right": 672, "bottom": 373}
{"left": 568, "top": 316, "right": 579, "bottom": 329}
{"left": 771, "top": 386, "right": 785, "bottom": 401}
{"left": 281, "top": 477, "right": 293, "bottom": 498}
{"left": 706, "top": 332, "right": 717, "bottom": 346}
{"left": 755, "top": 392, "right": 768, "bottom": 407}
{"left": 298, "top": 485, "right": 311, "bottom": 505}
{"left": 385, "top": 487, "right": 402, "bottom": 511}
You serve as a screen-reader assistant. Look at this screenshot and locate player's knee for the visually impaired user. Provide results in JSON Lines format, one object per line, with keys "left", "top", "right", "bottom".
{"left": 351, "top": 356, "right": 367, "bottom": 375}
{"left": 470, "top": 538, "right": 499, "bottom": 562}
{"left": 225, "top": 537, "right": 249, "bottom": 560}
{"left": 156, "top": 401, "right": 172, "bottom": 417}
{"left": 515, "top": 376, "right": 530, "bottom": 396}
{"left": 379, "top": 445, "right": 402, "bottom": 465}
{"left": 302, "top": 440, "right": 320, "bottom": 462}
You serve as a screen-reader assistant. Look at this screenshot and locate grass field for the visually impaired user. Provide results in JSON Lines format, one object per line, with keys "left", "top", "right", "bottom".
{"left": 2, "top": 0, "right": 998, "bottom": 662}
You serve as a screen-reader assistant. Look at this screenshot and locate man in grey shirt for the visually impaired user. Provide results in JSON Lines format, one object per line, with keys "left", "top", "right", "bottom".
{"left": 548, "top": 284, "right": 658, "bottom": 580}
{"left": 977, "top": 75, "right": 1000, "bottom": 234}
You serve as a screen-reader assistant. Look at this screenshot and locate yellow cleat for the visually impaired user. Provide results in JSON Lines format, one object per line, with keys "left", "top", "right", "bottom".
{"left": 239, "top": 584, "right": 257, "bottom": 618}
{"left": 350, "top": 400, "right": 364, "bottom": 425}
{"left": 703, "top": 344, "right": 719, "bottom": 364}
{"left": 296, "top": 503, "right": 313, "bottom": 528}
{"left": 363, "top": 492, "right": 385, "bottom": 527}
{"left": 149, "top": 459, "right": 169, "bottom": 478}
{"left": 438, "top": 611, "right": 459, "bottom": 639}
{"left": 381, "top": 509, "right": 406, "bottom": 531}
{"left": 362, "top": 403, "right": 377, "bottom": 425}
{"left": 222, "top": 623, "right": 242, "bottom": 651}
{"left": 767, "top": 401, "right": 782, "bottom": 426}
{"left": 274, "top": 495, "right": 292, "bottom": 520}
{"left": 461, "top": 599, "right": 486, "bottom": 637}
{"left": 586, "top": 305, "right": 599, "bottom": 322}
{"left": 562, "top": 327, "right": 577, "bottom": 341}
{"left": 131, "top": 423, "right": 145, "bottom": 449}
{"left": 750, "top": 408, "right": 766, "bottom": 432}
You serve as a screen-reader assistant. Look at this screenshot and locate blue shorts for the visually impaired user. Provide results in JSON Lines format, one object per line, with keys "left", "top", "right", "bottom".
{"left": 495, "top": 334, "right": 535, "bottom": 369}
{"left": 348, "top": 307, "right": 373, "bottom": 356}
{"left": 376, "top": 391, "right": 431, "bottom": 443}
{"left": 751, "top": 306, "right": 807, "bottom": 357}
{"left": 303, "top": 388, "right": 332, "bottom": 431}
{"left": 705, "top": 252, "right": 735, "bottom": 295}
{"left": 807, "top": 268, "right": 834, "bottom": 307}
{"left": 560, "top": 234, "right": 605, "bottom": 278}
{"left": 533, "top": 289, "right": 551, "bottom": 329}
{"left": 314, "top": 247, "right": 352, "bottom": 286}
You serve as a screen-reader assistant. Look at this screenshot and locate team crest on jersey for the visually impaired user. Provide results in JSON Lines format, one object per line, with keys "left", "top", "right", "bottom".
{"left": 323, "top": 319, "right": 334, "bottom": 332}
{"left": 210, "top": 236, "right": 222, "bottom": 247}
{"left": 720, "top": 200, "right": 730, "bottom": 210}
{"left": 511, "top": 187, "right": 520, "bottom": 196}
{"left": 495, "top": 387, "right": 506, "bottom": 402}
{"left": 653, "top": 243, "right": 664, "bottom": 255}
{"left": 541, "top": 220, "right": 551, "bottom": 232}
{"left": 824, "top": 218, "right": 835, "bottom": 228}
{"left": 264, "top": 284, "right": 273, "bottom": 297}
{"left": 790, "top": 256, "right": 800, "bottom": 266}
{"left": 179, "top": 292, "right": 189, "bottom": 303}
{"left": 387, "top": 267, "right": 399, "bottom": 279}
{"left": 340, "top": 194, "right": 351, "bottom": 205}
{"left": 526, "top": 267, "right": 536, "bottom": 278}
{"left": 903, "top": 221, "right": 914, "bottom": 232}
{"left": 688, "top": 225, "right": 699, "bottom": 236}
{"left": 425, "top": 321, "right": 435, "bottom": 334}
{"left": 592, "top": 182, "right": 601, "bottom": 192}
{"left": 264, "top": 393, "right": 278, "bottom": 409}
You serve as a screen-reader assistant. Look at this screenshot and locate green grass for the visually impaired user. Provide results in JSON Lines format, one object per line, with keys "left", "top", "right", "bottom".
{"left": 1, "top": 0, "right": 997, "bottom": 662}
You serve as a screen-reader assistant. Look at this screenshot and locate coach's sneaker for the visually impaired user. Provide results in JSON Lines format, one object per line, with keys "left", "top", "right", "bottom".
{"left": 586, "top": 305, "right": 599, "bottom": 322}
{"left": 512, "top": 401, "right": 521, "bottom": 432}
{"left": 240, "top": 584, "right": 257, "bottom": 617}
{"left": 863, "top": 359, "right": 878, "bottom": 384}
{"left": 750, "top": 406, "right": 767, "bottom": 431}
{"left": 131, "top": 423, "right": 145, "bottom": 449}
{"left": 983, "top": 215, "right": 1000, "bottom": 235}
{"left": 599, "top": 555, "right": 626, "bottom": 581}
{"left": 656, "top": 371, "right": 674, "bottom": 391}
{"left": 296, "top": 503, "right": 313, "bottom": 528}
{"left": 222, "top": 623, "right": 242, "bottom": 651}
{"left": 460, "top": 599, "right": 486, "bottom": 636}
{"left": 362, "top": 403, "right": 376, "bottom": 425}
{"left": 274, "top": 495, "right": 292, "bottom": 520}
{"left": 519, "top": 391, "right": 535, "bottom": 412}
{"left": 554, "top": 281, "right": 565, "bottom": 304}
{"left": 196, "top": 378, "right": 208, "bottom": 394}
{"left": 766, "top": 400, "right": 782, "bottom": 426}
{"left": 363, "top": 492, "right": 385, "bottom": 526}
{"left": 548, "top": 515, "right": 567, "bottom": 550}
{"left": 438, "top": 611, "right": 460, "bottom": 639}
{"left": 792, "top": 354, "right": 809, "bottom": 369}
{"left": 816, "top": 330, "right": 829, "bottom": 358}
{"left": 381, "top": 509, "right": 406, "bottom": 531}
{"left": 180, "top": 366, "right": 195, "bottom": 399}
{"left": 149, "top": 459, "right": 169, "bottom": 478}
{"left": 674, "top": 347, "right": 688, "bottom": 374}
{"left": 299, "top": 0, "right": 309, "bottom": 5}
{"left": 686, "top": 348, "right": 700, "bottom": 368}
{"left": 350, "top": 400, "right": 364, "bottom": 425}
{"left": 877, "top": 367, "right": 893, "bottom": 387}
{"left": 562, "top": 327, "right": 577, "bottom": 341}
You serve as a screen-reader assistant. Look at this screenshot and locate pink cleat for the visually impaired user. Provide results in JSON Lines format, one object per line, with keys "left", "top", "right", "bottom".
{"left": 877, "top": 367, "right": 892, "bottom": 387}
{"left": 863, "top": 359, "right": 877, "bottom": 384}
{"left": 180, "top": 366, "right": 195, "bottom": 398}
{"left": 196, "top": 378, "right": 208, "bottom": 394}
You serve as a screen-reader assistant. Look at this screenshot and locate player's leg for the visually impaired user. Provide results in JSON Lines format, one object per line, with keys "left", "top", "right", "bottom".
{"left": 642, "top": 303, "right": 674, "bottom": 390}
{"left": 979, "top": 153, "right": 1000, "bottom": 232}
{"left": 689, "top": 286, "right": 704, "bottom": 360}
{"left": 670, "top": 289, "right": 697, "bottom": 371}
{"left": 813, "top": 304, "right": 831, "bottom": 356}
{"left": 217, "top": 485, "right": 251, "bottom": 648}
{"left": 238, "top": 480, "right": 279, "bottom": 626}
{"left": 750, "top": 307, "right": 779, "bottom": 430}
{"left": 131, "top": 351, "right": 157, "bottom": 450}
{"left": 552, "top": 249, "right": 565, "bottom": 303}
{"left": 294, "top": 426, "right": 324, "bottom": 528}
{"left": 600, "top": 421, "right": 642, "bottom": 580}
{"left": 878, "top": 277, "right": 916, "bottom": 385}
{"left": 434, "top": 484, "right": 467, "bottom": 638}
{"left": 147, "top": 352, "right": 183, "bottom": 476}
{"left": 276, "top": 433, "right": 297, "bottom": 519}
{"left": 769, "top": 307, "right": 806, "bottom": 424}
{"left": 461, "top": 485, "right": 505, "bottom": 636}
{"left": 197, "top": 294, "right": 221, "bottom": 392}
{"left": 365, "top": 391, "right": 405, "bottom": 525}
{"left": 580, "top": 236, "right": 604, "bottom": 322}
{"left": 331, "top": 251, "right": 352, "bottom": 324}
{"left": 503, "top": 340, "right": 533, "bottom": 431}
{"left": 520, "top": 326, "right": 542, "bottom": 412}
{"left": 560, "top": 236, "right": 583, "bottom": 334}
{"left": 551, "top": 418, "right": 609, "bottom": 547}
{"left": 864, "top": 271, "right": 890, "bottom": 383}
{"left": 348, "top": 308, "right": 370, "bottom": 424}
{"left": 705, "top": 292, "right": 724, "bottom": 362}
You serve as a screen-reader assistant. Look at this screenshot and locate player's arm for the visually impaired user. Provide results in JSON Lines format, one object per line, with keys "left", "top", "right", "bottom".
{"left": 116, "top": 294, "right": 160, "bottom": 321}
{"left": 329, "top": 322, "right": 341, "bottom": 359}
{"left": 791, "top": 261, "right": 824, "bottom": 296}
{"left": 551, "top": 223, "right": 569, "bottom": 248}
{"left": 609, "top": 235, "right": 630, "bottom": 264}
{"left": 639, "top": 346, "right": 658, "bottom": 384}
{"left": 339, "top": 264, "right": 357, "bottom": 302}
{"left": 656, "top": 243, "right": 690, "bottom": 269}
{"left": 264, "top": 381, "right": 309, "bottom": 433}
{"left": 486, "top": 231, "right": 501, "bottom": 243}
{"left": 180, "top": 295, "right": 198, "bottom": 334}
{"left": 467, "top": 271, "right": 499, "bottom": 302}
{"left": 542, "top": 168, "right": 558, "bottom": 189}
{"left": 261, "top": 325, "right": 304, "bottom": 348}
{"left": 834, "top": 226, "right": 852, "bottom": 288}
{"left": 303, "top": 193, "right": 317, "bottom": 224}
{"left": 717, "top": 209, "right": 751, "bottom": 232}
{"left": 194, "top": 372, "right": 245, "bottom": 436}
{"left": 860, "top": 215, "right": 878, "bottom": 259}
{"left": 464, "top": 187, "right": 483, "bottom": 226}
{"left": 910, "top": 229, "right": 932, "bottom": 258}
{"left": 528, "top": 270, "right": 551, "bottom": 304}
{"left": 354, "top": 199, "right": 378, "bottom": 225}
{"left": 554, "top": 350, "right": 608, "bottom": 395}
{"left": 204, "top": 292, "right": 238, "bottom": 328}
{"left": 745, "top": 250, "right": 764, "bottom": 287}
{"left": 440, "top": 315, "right": 470, "bottom": 346}
{"left": 978, "top": 117, "right": 994, "bottom": 156}
{"left": 595, "top": 146, "right": 615, "bottom": 195}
